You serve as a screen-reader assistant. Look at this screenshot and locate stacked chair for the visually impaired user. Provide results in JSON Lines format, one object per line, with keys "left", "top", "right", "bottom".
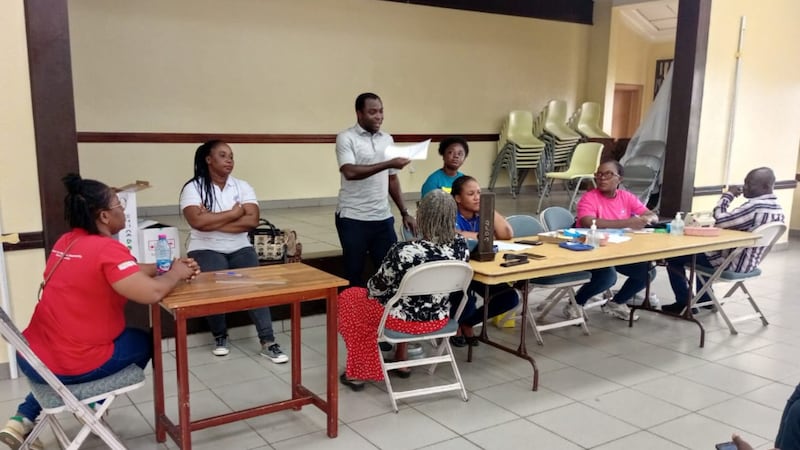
{"left": 536, "top": 142, "right": 604, "bottom": 213}
{"left": 569, "top": 102, "right": 612, "bottom": 139}
{"left": 621, "top": 140, "right": 666, "bottom": 209}
{"left": 533, "top": 101, "right": 582, "bottom": 207}
{"left": 489, "top": 111, "right": 546, "bottom": 198}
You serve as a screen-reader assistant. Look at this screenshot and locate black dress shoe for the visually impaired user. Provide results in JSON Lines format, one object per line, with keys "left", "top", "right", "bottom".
{"left": 340, "top": 372, "right": 365, "bottom": 391}
{"left": 379, "top": 342, "right": 394, "bottom": 352}
{"left": 662, "top": 304, "right": 699, "bottom": 315}
{"left": 449, "top": 336, "right": 467, "bottom": 347}
{"left": 465, "top": 336, "right": 480, "bottom": 347}
{"left": 389, "top": 369, "right": 412, "bottom": 379}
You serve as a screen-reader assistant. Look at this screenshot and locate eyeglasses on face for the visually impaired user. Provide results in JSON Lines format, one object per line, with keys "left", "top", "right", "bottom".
{"left": 108, "top": 196, "right": 127, "bottom": 210}
{"left": 594, "top": 171, "right": 620, "bottom": 179}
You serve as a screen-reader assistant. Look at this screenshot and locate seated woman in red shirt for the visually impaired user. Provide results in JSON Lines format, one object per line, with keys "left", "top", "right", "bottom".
{"left": 0, "top": 174, "right": 197, "bottom": 449}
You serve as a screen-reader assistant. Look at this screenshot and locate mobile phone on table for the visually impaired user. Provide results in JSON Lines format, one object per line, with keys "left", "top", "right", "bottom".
{"left": 514, "top": 239, "right": 543, "bottom": 246}
{"left": 522, "top": 252, "right": 546, "bottom": 260}
{"left": 715, "top": 442, "right": 737, "bottom": 450}
{"left": 500, "top": 258, "right": 529, "bottom": 268}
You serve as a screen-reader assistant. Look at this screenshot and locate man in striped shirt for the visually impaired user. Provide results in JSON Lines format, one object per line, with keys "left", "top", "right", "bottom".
{"left": 662, "top": 167, "right": 785, "bottom": 314}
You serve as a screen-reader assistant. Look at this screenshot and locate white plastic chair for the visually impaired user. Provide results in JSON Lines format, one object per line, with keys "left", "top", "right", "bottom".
{"left": 693, "top": 222, "right": 787, "bottom": 334}
{"left": 377, "top": 260, "right": 473, "bottom": 412}
{"left": 536, "top": 142, "right": 603, "bottom": 213}
{"left": 0, "top": 308, "right": 144, "bottom": 450}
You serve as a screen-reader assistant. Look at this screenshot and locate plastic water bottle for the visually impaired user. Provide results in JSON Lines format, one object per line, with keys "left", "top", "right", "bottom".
{"left": 670, "top": 212, "right": 685, "bottom": 236}
{"left": 587, "top": 219, "right": 599, "bottom": 249}
{"left": 155, "top": 234, "right": 172, "bottom": 275}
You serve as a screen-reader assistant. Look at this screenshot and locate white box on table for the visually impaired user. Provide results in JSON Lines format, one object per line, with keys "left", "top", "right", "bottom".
{"left": 114, "top": 180, "right": 150, "bottom": 260}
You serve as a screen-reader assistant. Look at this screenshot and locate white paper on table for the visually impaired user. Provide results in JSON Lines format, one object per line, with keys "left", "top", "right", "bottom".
{"left": 606, "top": 234, "right": 632, "bottom": 244}
{"left": 385, "top": 139, "right": 431, "bottom": 160}
{"left": 494, "top": 241, "right": 534, "bottom": 251}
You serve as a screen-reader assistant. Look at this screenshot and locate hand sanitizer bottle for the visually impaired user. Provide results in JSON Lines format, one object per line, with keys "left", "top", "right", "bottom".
{"left": 587, "top": 219, "right": 599, "bottom": 248}
{"left": 670, "top": 212, "right": 685, "bottom": 236}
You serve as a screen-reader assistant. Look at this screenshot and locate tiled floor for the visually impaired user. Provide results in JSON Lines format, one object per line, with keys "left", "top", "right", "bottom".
{"left": 2, "top": 192, "right": 798, "bottom": 449}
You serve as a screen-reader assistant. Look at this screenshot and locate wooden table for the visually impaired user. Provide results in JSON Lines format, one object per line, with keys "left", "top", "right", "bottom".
{"left": 151, "top": 263, "right": 348, "bottom": 450}
{"left": 468, "top": 230, "right": 758, "bottom": 391}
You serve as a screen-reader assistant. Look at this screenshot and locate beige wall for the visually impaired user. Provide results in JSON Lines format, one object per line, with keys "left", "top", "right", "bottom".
{"left": 69, "top": 0, "right": 592, "bottom": 205}
{"left": 607, "top": 9, "right": 675, "bottom": 126}
{"left": 692, "top": 0, "right": 800, "bottom": 230}
{"left": 0, "top": 2, "right": 47, "bottom": 366}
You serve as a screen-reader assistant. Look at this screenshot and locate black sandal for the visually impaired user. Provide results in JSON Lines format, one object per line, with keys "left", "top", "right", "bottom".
{"left": 340, "top": 372, "right": 365, "bottom": 391}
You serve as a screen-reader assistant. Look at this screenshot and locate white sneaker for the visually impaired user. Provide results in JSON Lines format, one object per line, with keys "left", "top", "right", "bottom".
{"left": 0, "top": 417, "right": 43, "bottom": 450}
{"left": 627, "top": 291, "right": 661, "bottom": 309}
{"left": 562, "top": 303, "right": 582, "bottom": 320}
{"left": 603, "top": 301, "right": 639, "bottom": 321}
{"left": 212, "top": 336, "right": 230, "bottom": 356}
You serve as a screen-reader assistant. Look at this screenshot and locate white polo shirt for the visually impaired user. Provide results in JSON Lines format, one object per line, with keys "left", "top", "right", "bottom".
{"left": 179, "top": 176, "right": 259, "bottom": 253}
{"left": 335, "top": 124, "right": 397, "bottom": 221}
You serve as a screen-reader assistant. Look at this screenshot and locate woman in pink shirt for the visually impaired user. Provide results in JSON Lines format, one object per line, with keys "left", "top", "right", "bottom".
{"left": 568, "top": 160, "right": 658, "bottom": 321}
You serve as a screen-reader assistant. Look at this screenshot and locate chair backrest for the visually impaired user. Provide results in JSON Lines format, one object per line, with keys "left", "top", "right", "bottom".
{"left": 544, "top": 100, "right": 581, "bottom": 141}
{"left": 378, "top": 260, "right": 474, "bottom": 329}
{"left": 576, "top": 102, "right": 611, "bottom": 138}
{"left": 539, "top": 207, "right": 576, "bottom": 231}
{"left": 506, "top": 215, "right": 546, "bottom": 237}
{"left": 634, "top": 140, "right": 666, "bottom": 160}
{"left": 748, "top": 222, "right": 787, "bottom": 260}
{"left": 566, "top": 142, "right": 603, "bottom": 175}
{"left": 506, "top": 111, "right": 544, "bottom": 148}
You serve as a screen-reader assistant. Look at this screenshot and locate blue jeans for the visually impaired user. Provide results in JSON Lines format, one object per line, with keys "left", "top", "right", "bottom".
{"left": 574, "top": 263, "right": 654, "bottom": 305}
{"left": 335, "top": 214, "right": 397, "bottom": 287}
{"left": 16, "top": 328, "right": 151, "bottom": 421}
{"left": 452, "top": 281, "right": 520, "bottom": 327}
{"left": 188, "top": 247, "right": 275, "bottom": 343}
{"left": 666, "top": 253, "right": 713, "bottom": 308}
{"left": 776, "top": 383, "right": 800, "bottom": 449}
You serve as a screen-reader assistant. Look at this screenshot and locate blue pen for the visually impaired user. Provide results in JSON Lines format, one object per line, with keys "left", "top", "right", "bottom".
{"left": 214, "top": 271, "right": 243, "bottom": 277}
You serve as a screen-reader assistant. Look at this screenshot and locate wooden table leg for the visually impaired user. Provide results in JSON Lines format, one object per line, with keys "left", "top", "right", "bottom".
{"left": 291, "top": 300, "right": 302, "bottom": 409}
{"left": 326, "top": 287, "right": 339, "bottom": 438}
{"left": 175, "top": 313, "right": 192, "bottom": 450}
{"left": 151, "top": 305, "right": 166, "bottom": 443}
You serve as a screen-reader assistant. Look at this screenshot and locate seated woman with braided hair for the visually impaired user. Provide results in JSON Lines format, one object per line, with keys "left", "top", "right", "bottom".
{"left": 337, "top": 189, "right": 469, "bottom": 391}
{"left": 0, "top": 174, "right": 197, "bottom": 449}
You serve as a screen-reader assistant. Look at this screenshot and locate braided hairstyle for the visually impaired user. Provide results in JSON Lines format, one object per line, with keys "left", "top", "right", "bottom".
{"left": 417, "top": 189, "right": 457, "bottom": 245}
{"left": 180, "top": 140, "right": 225, "bottom": 211}
{"left": 62, "top": 173, "right": 114, "bottom": 235}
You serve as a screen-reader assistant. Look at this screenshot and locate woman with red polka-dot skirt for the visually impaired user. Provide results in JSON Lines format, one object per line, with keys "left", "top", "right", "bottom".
{"left": 338, "top": 287, "right": 449, "bottom": 381}
{"left": 337, "top": 189, "right": 470, "bottom": 389}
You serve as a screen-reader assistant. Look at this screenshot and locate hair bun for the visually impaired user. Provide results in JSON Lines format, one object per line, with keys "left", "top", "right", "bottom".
{"left": 62, "top": 173, "right": 84, "bottom": 195}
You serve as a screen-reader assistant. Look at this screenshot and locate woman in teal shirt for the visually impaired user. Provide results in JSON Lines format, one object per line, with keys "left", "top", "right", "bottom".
{"left": 420, "top": 136, "right": 469, "bottom": 197}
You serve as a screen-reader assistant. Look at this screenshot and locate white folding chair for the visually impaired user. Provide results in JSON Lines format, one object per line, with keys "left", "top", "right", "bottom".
{"left": 0, "top": 308, "right": 145, "bottom": 450}
{"left": 504, "top": 215, "right": 593, "bottom": 344}
{"left": 377, "top": 260, "right": 473, "bottom": 412}
{"left": 693, "top": 222, "right": 787, "bottom": 334}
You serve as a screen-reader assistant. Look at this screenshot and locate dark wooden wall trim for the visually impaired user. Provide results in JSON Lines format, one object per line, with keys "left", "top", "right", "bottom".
{"left": 693, "top": 180, "right": 797, "bottom": 196}
{"left": 25, "top": 0, "right": 80, "bottom": 255}
{"left": 2, "top": 232, "right": 45, "bottom": 252}
{"left": 382, "top": 0, "right": 594, "bottom": 25}
{"left": 660, "top": 0, "right": 712, "bottom": 217}
{"left": 77, "top": 132, "right": 499, "bottom": 144}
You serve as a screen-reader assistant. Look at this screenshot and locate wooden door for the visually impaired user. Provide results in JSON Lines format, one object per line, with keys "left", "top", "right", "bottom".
{"left": 611, "top": 84, "right": 643, "bottom": 139}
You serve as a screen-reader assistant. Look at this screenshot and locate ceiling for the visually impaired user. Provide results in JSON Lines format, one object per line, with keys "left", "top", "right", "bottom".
{"left": 616, "top": 0, "right": 678, "bottom": 42}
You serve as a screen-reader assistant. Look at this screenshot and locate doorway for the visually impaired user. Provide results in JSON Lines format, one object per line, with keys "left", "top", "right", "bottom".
{"left": 611, "top": 83, "right": 643, "bottom": 138}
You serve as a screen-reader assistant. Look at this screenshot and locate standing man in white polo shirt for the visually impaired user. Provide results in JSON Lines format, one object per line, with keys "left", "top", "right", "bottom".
{"left": 335, "top": 92, "right": 417, "bottom": 287}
